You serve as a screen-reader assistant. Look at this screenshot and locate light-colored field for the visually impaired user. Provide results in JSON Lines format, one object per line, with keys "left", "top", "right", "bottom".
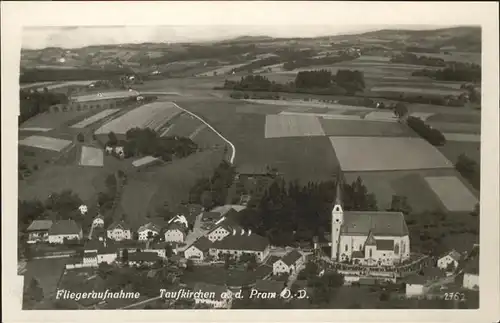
{"left": 164, "top": 113, "right": 203, "bottom": 138}
{"left": 71, "top": 90, "right": 139, "bottom": 103}
{"left": 364, "top": 111, "right": 398, "bottom": 121}
{"left": 424, "top": 176, "right": 478, "bottom": 212}
{"left": 21, "top": 111, "right": 89, "bottom": 129}
{"left": 45, "top": 80, "right": 98, "bottom": 90}
{"left": 371, "top": 86, "right": 464, "bottom": 96}
{"left": 79, "top": 146, "right": 104, "bottom": 167}
{"left": 20, "top": 81, "right": 57, "bottom": 90}
{"left": 19, "top": 135, "right": 72, "bottom": 152}
{"left": 265, "top": 114, "right": 325, "bottom": 138}
{"left": 319, "top": 119, "right": 415, "bottom": 137}
{"left": 70, "top": 109, "right": 120, "bottom": 128}
{"left": 280, "top": 111, "right": 400, "bottom": 123}
{"left": 95, "top": 101, "right": 181, "bottom": 135}
{"left": 132, "top": 156, "right": 159, "bottom": 167}
{"left": 408, "top": 112, "right": 436, "bottom": 121}
{"left": 443, "top": 133, "right": 481, "bottom": 142}
{"left": 245, "top": 99, "right": 374, "bottom": 111}
{"left": 19, "top": 127, "right": 53, "bottom": 132}
{"left": 329, "top": 136, "right": 453, "bottom": 171}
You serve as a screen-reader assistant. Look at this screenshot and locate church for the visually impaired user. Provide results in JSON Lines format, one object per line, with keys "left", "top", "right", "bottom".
{"left": 330, "top": 182, "right": 411, "bottom": 266}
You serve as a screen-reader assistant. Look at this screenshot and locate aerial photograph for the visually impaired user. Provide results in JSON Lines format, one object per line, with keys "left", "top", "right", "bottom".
{"left": 17, "top": 24, "right": 481, "bottom": 310}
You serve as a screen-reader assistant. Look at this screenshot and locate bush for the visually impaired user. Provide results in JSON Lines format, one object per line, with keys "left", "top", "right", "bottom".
{"left": 407, "top": 116, "right": 446, "bottom": 146}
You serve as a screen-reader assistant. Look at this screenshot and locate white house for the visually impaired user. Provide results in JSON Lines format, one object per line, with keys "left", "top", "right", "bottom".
{"left": 206, "top": 218, "right": 243, "bottom": 242}
{"left": 97, "top": 249, "right": 118, "bottom": 264}
{"left": 272, "top": 249, "right": 304, "bottom": 276}
{"left": 48, "top": 220, "right": 83, "bottom": 244}
{"left": 26, "top": 220, "right": 53, "bottom": 244}
{"left": 79, "top": 204, "right": 88, "bottom": 215}
{"left": 184, "top": 237, "right": 212, "bottom": 262}
{"left": 405, "top": 275, "right": 427, "bottom": 297}
{"left": 164, "top": 223, "right": 187, "bottom": 243}
{"left": 92, "top": 215, "right": 105, "bottom": 228}
{"left": 107, "top": 220, "right": 131, "bottom": 241}
{"left": 462, "top": 258, "right": 479, "bottom": 290}
{"left": 83, "top": 252, "right": 98, "bottom": 266}
{"left": 137, "top": 222, "right": 162, "bottom": 241}
{"left": 437, "top": 250, "right": 461, "bottom": 271}
{"left": 209, "top": 231, "right": 270, "bottom": 263}
{"left": 192, "top": 282, "right": 232, "bottom": 309}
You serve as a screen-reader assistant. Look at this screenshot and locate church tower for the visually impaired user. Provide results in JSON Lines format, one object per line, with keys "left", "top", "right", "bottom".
{"left": 331, "top": 178, "right": 344, "bottom": 260}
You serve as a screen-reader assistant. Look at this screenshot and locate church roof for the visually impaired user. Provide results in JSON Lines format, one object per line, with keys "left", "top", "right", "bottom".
{"left": 365, "top": 231, "right": 376, "bottom": 246}
{"left": 341, "top": 211, "right": 408, "bottom": 236}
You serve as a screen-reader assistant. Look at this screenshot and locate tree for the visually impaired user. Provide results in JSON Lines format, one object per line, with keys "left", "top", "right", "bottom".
{"left": 107, "top": 131, "right": 118, "bottom": 146}
{"left": 455, "top": 154, "right": 476, "bottom": 178}
{"left": 308, "top": 271, "right": 344, "bottom": 306}
{"left": 165, "top": 244, "right": 174, "bottom": 258}
{"left": 387, "top": 195, "right": 412, "bottom": 215}
{"left": 122, "top": 248, "right": 129, "bottom": 262}
{"left": 186, "top": 259, "right": 194, "bottom": 272}
{"left": 394, "top": 102, "right": 408, "bottom": 118}
{"left": 77, "top": 133, "right": 84, "bottom": 142}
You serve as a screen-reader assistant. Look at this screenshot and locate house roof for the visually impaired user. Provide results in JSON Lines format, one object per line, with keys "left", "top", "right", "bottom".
{"left": 26, "top": 220, "right": 53, "bottom": 232}
{"left": 138, "top": 222, "right": 162, "bottom": 233}
{"left": 190, "top": 236, "right": 212, "bottom": 252}
{"left": 192, "top": 282, "right": 228, "bottom": 301}
{"left": 84, "top": 251, "right": 98, "bottom": 258}
{"left": 464, "top": 257, "right": 479, "bottom": 275}
{"left": 281, "top": 250, "right": 302, "bottom": 266}
{"left": 266, "top": 255, "right": 281, "bottom": 266}
{"left": 376, "top": 239, "right": 394, "bottom": 251}
{"left": 128, "top": 252, "right": 160, "bottom": 262}
{"left": 107, "top": 220, "right": 131, "bottom": 231}
{"left": 341, "top": 211, "right": 408, "bottom": 236}
{"left": 365, "top": 231, "right": 376, "bottom": 246}
{"left": 446, "top": 250, "right": 462, "bottom": 262}
{"left": 210, "top": 233, "right": 269, "bottom": 252}
{"left": 166, "top": 222, "right": 187, "bottom": 232}
{"left": 254, "top": 279, "right": 285, "bottom": 294}
{"left": 48, "top": 220, "right": 81, "bottom": 235}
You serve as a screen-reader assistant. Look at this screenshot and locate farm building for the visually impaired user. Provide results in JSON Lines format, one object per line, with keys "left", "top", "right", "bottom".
{"left": 48, "top": 220, "right": 83, "bottom": 244}
{"left": 184, "top": 236, "right": 213, "bottom": 262}
{"left": 137, "top": 222, "right": 162, "bottom": 241}
{"left": 405, "top": 275, "right": 427, "bottom": 297}
{"left": 48, "top": 90, "right": 137, "bottom": 113}
{"left": 164, "top": 223, "right": 188, "bottom": 243}
{"left": 26, "top": 220, "right": 53, "bottom": 244}
{"left": 208, "top": 231, "right": 270, "bottom": 263}
{"left": 272, "top": 249, "right": 305, "bottom": 276}
{"left": 437, "top": 250, "right": 462, "bottom": 271}
{"left": 206, "top": 217, "right": 244, "bottom": 242}
{"left": 462, "top": 258, "right": 479, "bottom": 290}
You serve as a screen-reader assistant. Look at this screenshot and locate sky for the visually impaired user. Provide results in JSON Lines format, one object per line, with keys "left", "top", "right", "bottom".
{"left": 22, "top": 25, "right": 449, "bottom": 50}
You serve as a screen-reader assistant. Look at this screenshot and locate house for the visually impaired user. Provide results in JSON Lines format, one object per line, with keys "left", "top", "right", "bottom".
{"left": 206, "top": 217, "right": 243, "bottom": 242}
{"left": 48, "top": 220, "right": 83, "bottom": 244}
{"left": 235, "top": 163, "right": 273, "bottom": 179}
{"left": 92, "top": 215, "right": 105, "bottom": 228}
{"left": 272, "top": 250, "right": 304, "bottom": 276}
{"left": 405, "top": 275, "right": 428, "bottom": 297}
{"left": 78, "top": 204, "right": 88, "bottom": 215}
{"left": 83, "top": 240, "right": 118, "bottom": 265}
{"left": 164, "top": 223, "right": 187, "bottom": 243}
{"left": 184, "top": 236, "right": 212, "bottom": 262}
{"left": 209, "top": 231, "right": 270, "bottom": 263}
{"left": 26, "top": 220, "right": 53, "bottom": 243}
{"left": 437, "top": 250, "right": 462, "bottom": 271}
{"left": 137, "top": 222, "right": 162, "bottom": 241}
{"left": 97, "top": 244, "right": 119, "bottom": 264}
{"left": 191, "top": 282, "right": 232, "bottom": 309}
{"left": 107, "top": 220, "right": 132, "bottom": 241}
{"left": 462, "top": 258, "right": 479, "bottom": 290}
{"left": 128, "top": 252, "right": 161, "bottom": 267}
{"left": 144, "top": 242, "right": 168, "bottom": 259}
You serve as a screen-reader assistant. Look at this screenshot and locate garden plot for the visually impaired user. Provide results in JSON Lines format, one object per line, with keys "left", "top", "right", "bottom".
{"left": 95, "top": 101, "right": 181, "bottom": 135}
{"left": 329, "top": 136, "right": 453, "bottom": 171}
{"left": 19, "top": 135, "right": 72, "bottom": 152}
{"left": 424, "top": 176, "right": 478, "bottom": 212}
{"left": 265, "top": 114, "right": 325, "bottom": 138}
{"left": 79, "top": 146, "right": 104, "bottom": 167}
{"left": 443, "top": 133, "right": 481, "bottom": 142}
{"left": 70, "top": 109, "right": 119, "bottom": 128}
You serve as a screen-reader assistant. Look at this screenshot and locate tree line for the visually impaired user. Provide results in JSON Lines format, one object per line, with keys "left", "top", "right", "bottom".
{"left": 19, "top": 88, "right": 68, "bottom": 124}
{"left": 406, "top": 116, "right": 446, "bottom": 146}
{"left": 412, "top": 62, "right": 481, "bottom": 83}
{"left": 282, "top": 54, "right": 357, "bottom": 71}
{"left": 20, "top": 67, "right": 132, "bottom": 83}
{"left": 223, "top": 69, "right": 366, "bottom": 96}
{"left": 390, "top": 53, "right": 446, "bottom": 67}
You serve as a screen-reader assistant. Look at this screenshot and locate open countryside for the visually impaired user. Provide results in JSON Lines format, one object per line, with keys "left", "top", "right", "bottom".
{"left": 18, "top": 25, "right": 483, "bottom": 311}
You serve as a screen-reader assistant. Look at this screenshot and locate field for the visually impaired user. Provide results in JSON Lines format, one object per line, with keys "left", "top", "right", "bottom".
{"left": 427, "top": 122, "right": 481, "bottom": 135}
{"left": 438, "top": 141, "right": 480, "bottom": 165}
{"left": 94, "top": 101, "right": 181, "bottom": 135}
{"left": 72, "top": 90, "right": 139, "bottom": 103}
{"left": 132, "top": 156, "right": 160, "bottom": 167}
{"left": 161, "top": 112, "right": 204, "bottom": 138}
{"left": 119, "top": 149, "right": 225, "bottom": 226}
{"left": 19, "top": 164, "right": 107, "bottom": 202}
{"left": 70, "top": 109, "right": 120, "bottom": 128}
{"left": 329, "top": 136, "right": 453, "bottom": 172}
{"left": 19, "top": 135, "right": 72, "bottom": 152}
{"left": 264, "top": 114, "right": 325, "bottom": 138}
{"left": 319, "top": 119, "right": 415, "bottom": 137}
{"left": 20, "top": 111, "right": 89, "bottom": 129}
{"left": 45, "top": 80, "right": 98, "bottom": 90}
{"left": 443, "top": 133, "right": 480, "bottom": 142}
{"left": 19, "top": 127, "right": 53, "bottom": 132}
{"left": 370, "top": 86, "right": 464, "bottom": 96}
{"left": 424, "top": 176, "right": 478, "bottom": 212}
{"left": 79, "top": 146, "right": 104, "bottom": 167}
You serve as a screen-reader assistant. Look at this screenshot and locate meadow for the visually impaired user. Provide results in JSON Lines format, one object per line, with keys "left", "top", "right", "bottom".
{"left": 319, "top": 119, "right": 415, "bottom": 137}
{"left": 20, "top": 111, "right": 89, "bottom": 129}
{"left": 424, "top": 176, "right": 478, "bottom": 212}
{"left": 19, "top": 135, "right": 72, "bottom": 152}
{"left": 264, "top": 114, "right": 325, "bottom": 138}
{"left": 70, "top": 109, "right": 120, "bottom": 128}
{"left": 72, "top": 90, "right": 139, "bottom": 103}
